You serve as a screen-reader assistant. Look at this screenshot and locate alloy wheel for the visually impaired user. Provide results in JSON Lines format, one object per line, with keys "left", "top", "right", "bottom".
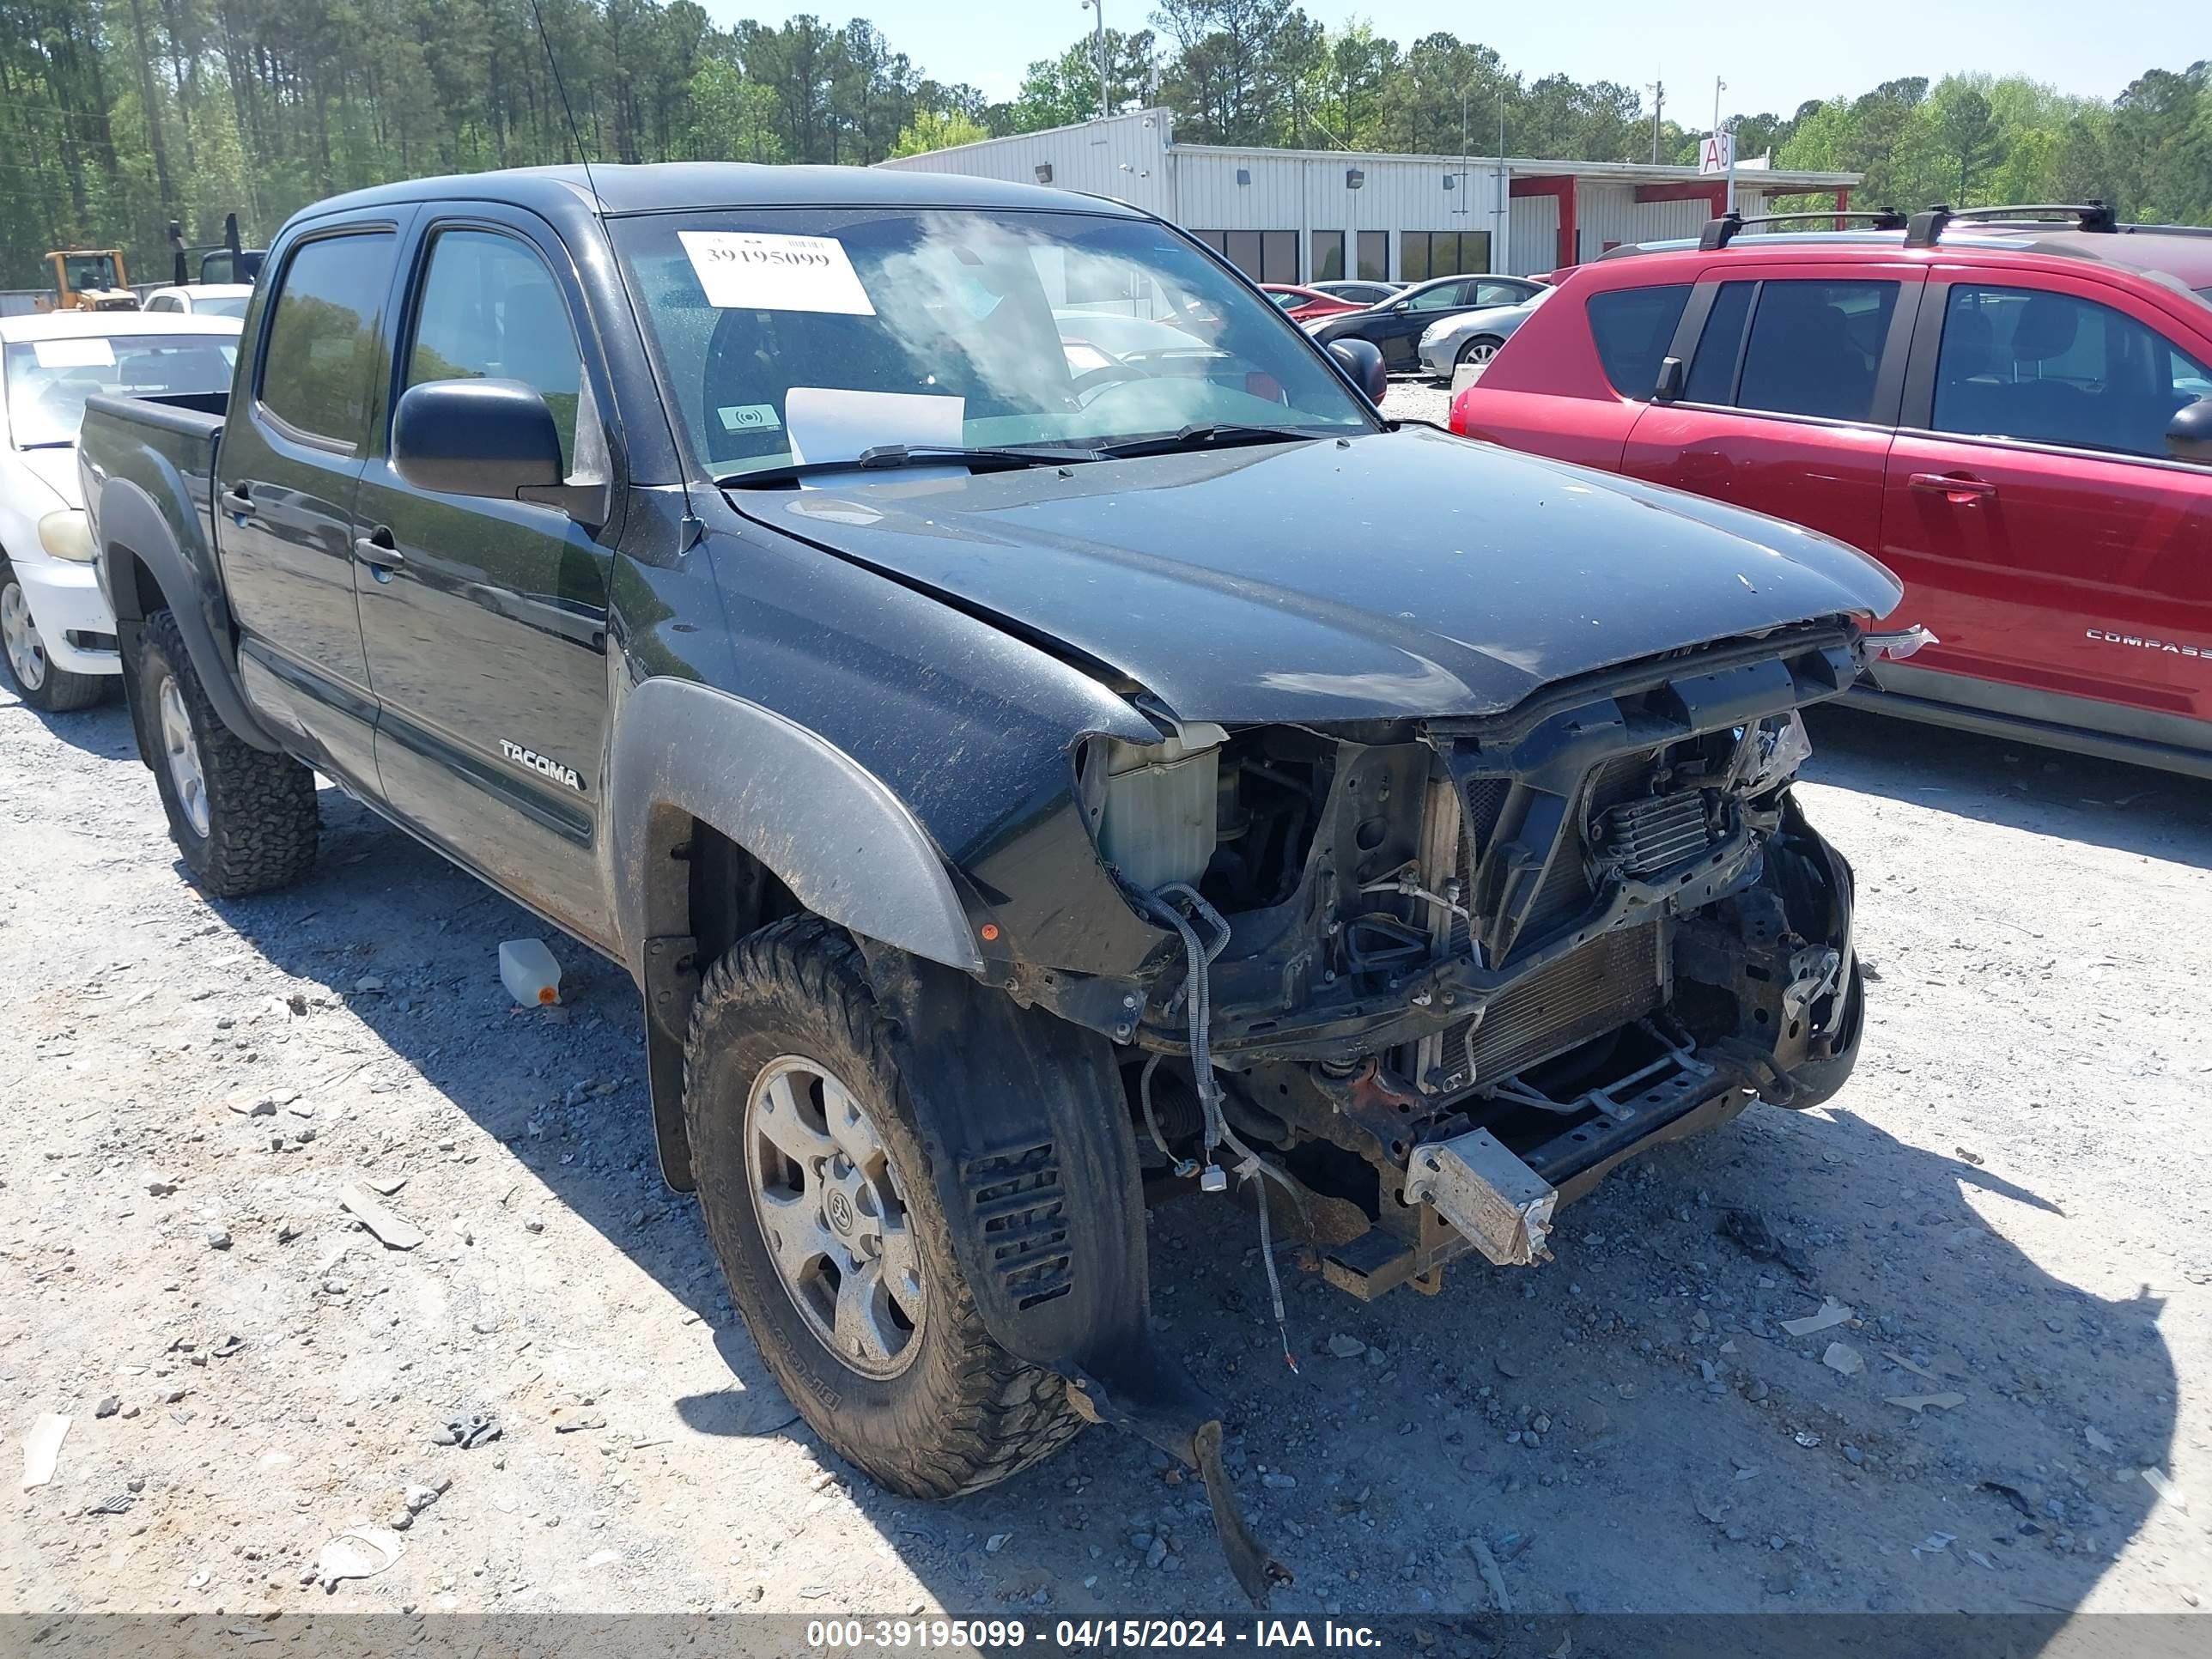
{"left": 158, "top": 673, "right": 210, "bottom": 838}
{"left": 1, "top": 580, "right": 47, "bottom": 691}
{"left": 744, "top": 1054, "right": 926, "bottom": 1378}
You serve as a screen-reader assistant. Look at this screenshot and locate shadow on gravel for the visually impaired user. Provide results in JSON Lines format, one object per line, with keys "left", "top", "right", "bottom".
{"left": 1804, "top": 704, "right": 2212, "bottom": 868}
{"left": 180, "top": 752, "right": 2176, "bottom": 1619}
{"left": 0, "top": 683, "right": 142, "bottom": 764}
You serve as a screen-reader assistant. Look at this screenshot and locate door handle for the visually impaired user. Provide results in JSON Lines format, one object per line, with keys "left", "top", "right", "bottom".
{"left": 353, "top": 528, "right": 404, "bottom": 572}
{"left": 1909, "top": 472, "right": 1998, "bottom": 505}
{"left": 220, "top": 483, "right": 252, "bottom": 515}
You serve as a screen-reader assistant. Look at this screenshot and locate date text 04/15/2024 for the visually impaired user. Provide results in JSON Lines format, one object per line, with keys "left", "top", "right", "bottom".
{"left": 804, "top": 1621, "right": 1383, "bottom": 1651}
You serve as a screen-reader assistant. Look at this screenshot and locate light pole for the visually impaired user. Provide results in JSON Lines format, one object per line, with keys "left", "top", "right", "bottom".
{"left": 1647, "top": 79, "right": 1664, "bottom": 164}
{"left": 1080, "top": 0, "right": 1108, "bottom": 121}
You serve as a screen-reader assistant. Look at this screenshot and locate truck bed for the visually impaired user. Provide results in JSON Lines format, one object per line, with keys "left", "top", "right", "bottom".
{"left": 76, "top": 390, "right": 228, "bottom": 568}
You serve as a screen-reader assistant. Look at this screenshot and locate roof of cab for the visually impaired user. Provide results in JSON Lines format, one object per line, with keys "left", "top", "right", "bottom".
{"left": 0, "top": 309, "right": 245, "bottom": 343}
{"left": 295, "top": 161, "right": 1146, "bottom": 224}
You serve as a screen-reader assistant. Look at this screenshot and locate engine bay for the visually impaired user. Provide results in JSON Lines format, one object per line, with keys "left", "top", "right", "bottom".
{"left": 1079, "top": 631, "right": 1864, "bottom": 1298}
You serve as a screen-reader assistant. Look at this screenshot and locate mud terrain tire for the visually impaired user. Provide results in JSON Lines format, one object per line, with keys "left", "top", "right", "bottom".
{"left": 685, "top": 915, "right": 1084, "bottom": 1497}
{"left": 137, "top": 608, "right": 318, "bottom": 896}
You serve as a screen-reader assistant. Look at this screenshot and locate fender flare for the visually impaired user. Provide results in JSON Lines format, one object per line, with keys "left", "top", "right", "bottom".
{"left": 607, "top": 676, "right": 983, "bottom": 977}
{"left": 96, "top": 477, "right": 282, "bottom": 751}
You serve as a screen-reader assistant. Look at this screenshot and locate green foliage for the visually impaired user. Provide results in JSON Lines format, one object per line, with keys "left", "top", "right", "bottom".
{"left": 891, "top": 108, "right": 989, "bottom": 158}
{"left": 1011, "top": 27, "right": 1158, "bottom": 130}
{"left": 1, "top": 1, "right": 2204, "bottom": 290}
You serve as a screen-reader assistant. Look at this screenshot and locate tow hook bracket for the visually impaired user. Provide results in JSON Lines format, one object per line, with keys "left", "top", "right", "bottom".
{"left": 1404, "top": 1128, "right": 1558, "bottom": 1267}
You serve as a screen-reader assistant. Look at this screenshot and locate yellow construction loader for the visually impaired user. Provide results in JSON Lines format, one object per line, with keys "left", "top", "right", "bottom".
{"left": 37, "top": 249, "right": 139, "bottom": 312}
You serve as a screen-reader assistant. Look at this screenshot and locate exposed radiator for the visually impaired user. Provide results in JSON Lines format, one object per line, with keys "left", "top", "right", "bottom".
{"left": 1438, "top": 924, "right": 1664, "bottom": 1093}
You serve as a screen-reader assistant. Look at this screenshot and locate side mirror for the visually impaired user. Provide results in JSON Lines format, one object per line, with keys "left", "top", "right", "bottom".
{"left": 1652, "top": 356, "right": 1686, "bottom": 403}
{"left": 1388, "top": 298, "right": 1410, "bottom": 313}
{"left": 1329, "top": 337, "right": 1389, "bottom": 404}
{"left": 2168, "top": 397, "right": 2212, "bottom": 465}
{"left": 393, "top": 378, "right": 565, "bottom": 501}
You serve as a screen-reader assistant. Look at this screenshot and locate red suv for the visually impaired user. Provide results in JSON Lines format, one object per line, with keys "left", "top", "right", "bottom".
{"left": 1449, "top": 206, "right": 2212, "bottom": 777}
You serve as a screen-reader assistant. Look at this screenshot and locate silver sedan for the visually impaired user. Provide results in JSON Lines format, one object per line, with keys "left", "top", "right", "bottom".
{"left": 1417, "top": 286, "right": 1555, "bottom": 383}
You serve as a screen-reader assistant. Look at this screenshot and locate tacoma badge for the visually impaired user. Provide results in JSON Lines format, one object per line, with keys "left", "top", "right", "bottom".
{"left": 499, "top": 739, "right": 584, "bottom": 793}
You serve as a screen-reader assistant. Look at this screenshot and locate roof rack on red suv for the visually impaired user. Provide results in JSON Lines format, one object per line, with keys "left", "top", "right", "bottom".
{"left": 1902, "top": 201, "right": 2118, "bottom": 246}
{"left": 1693, "top": 208, "right": 1908, "bottom": 252}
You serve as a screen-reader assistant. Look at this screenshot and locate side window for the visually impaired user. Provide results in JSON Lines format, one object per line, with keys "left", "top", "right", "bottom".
{"left": 147, "top": 295, "right": 179, "bottom": 313}
{"left": 1474, "top": 281, "right": 1528, "bottom": 308}
{"left": 1407, "top": 281, "right": 1468, "bottom": 312}
{"left": 258, "top": 231, "right": 399, "bottom": 449}
{"left": 1931, "top": 284, "right": 2210, "bottom": 459}
{"left": 1586, "top": 283, "right": 1692, "bottom": 398}
{"left": 404, "top": 229, "right": 586, "bottom": 473}
{"left": 1683, "top": 281, "right": 1756, "bottom": 404}
{"left": 1734, "top": 279, "right": 1898, "bottom": 422}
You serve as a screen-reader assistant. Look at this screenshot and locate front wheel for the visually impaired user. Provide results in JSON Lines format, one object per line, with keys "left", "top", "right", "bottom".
{"left": 685, "top": 915, "right": 1083, "bottom": 1498}
{"left": 1, "top": 562, "right": 108, "bottom": 712}
{"left": 1457, "top": 335, "right": 1504, "bottom": 374}
{"left": 137, "top": 608, "right": 319, "bottom": 896}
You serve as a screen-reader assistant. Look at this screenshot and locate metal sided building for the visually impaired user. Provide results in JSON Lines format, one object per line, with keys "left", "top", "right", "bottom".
{"left": 878, "top": 108, "right": 1860, "bottom": 282}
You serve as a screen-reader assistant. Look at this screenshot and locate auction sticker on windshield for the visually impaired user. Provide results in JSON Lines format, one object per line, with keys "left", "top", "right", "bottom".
{"left": 33, "top": 337, "right": 118, "bottom": 368}
{"left": 679, "top": 230, "right": 876, "bottom": 315}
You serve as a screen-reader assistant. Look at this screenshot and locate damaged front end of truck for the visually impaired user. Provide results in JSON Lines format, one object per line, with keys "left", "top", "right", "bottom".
{"left": 1035, "top": 623, "right": 1863, "bottom": 1308}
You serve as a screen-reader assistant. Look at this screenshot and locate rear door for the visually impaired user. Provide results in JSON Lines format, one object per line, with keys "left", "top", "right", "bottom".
{"left": 215, "top": 216, "right": 413, "bottom": 793}
{"left": 1877, "top": 270, "right": 2212, "bottom": 749}
{"left": 1622, "top": 262, "right": 1923, "bottom": 556}
{"left": 349, "top": 208, "right": 621, "bottom": 943}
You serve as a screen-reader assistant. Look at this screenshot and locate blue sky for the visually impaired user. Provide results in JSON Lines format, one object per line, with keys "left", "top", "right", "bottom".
{"left": 703, "top": 0, "right": 2196, "bottom": 117}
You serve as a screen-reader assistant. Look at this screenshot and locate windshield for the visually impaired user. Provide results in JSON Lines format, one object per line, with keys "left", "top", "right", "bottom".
{"left": 611, "top": 207, "right": 1372, "bottom": 480}
{"left": 59, "top": 253, "right": 121, "bottom": 292}
{"left": 3, "top": 334, "right": 237, "bottom": 449}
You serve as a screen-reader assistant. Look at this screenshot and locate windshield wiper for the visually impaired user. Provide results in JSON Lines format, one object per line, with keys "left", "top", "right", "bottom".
{"left": 1094, "top": 423, "right": 1321, "bottom": 459}
{"left": 719, "top": 441, "right": 1105, "bottom": 489}
{"left": 17, "top": 440, "right": 75, "bottom": 451}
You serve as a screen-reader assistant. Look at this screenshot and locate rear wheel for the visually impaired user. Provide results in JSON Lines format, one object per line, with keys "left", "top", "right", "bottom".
{"left": 137, "top": 608, "right": 319, "bottom": 896}
{"left": 1, "top": 562, "right": 108, "bottom": 712}
{"left": 684, "top": 915, "right": 1084, "bottom": 1497}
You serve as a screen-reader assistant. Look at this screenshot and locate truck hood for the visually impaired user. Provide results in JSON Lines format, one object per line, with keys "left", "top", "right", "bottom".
{"left": 13, "top": 447, "right": 81, "bottom": 512}
{"left": 733, "top": 423, "right": 1903, "bottom": 724}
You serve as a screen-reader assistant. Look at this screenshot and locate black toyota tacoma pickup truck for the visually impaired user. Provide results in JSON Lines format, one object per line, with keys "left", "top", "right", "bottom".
{"left": 79, "top": 163, "right": 1905, "bottom": 1597}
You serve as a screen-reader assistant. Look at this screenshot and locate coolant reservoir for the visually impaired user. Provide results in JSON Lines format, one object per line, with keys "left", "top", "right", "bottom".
{"left": 1097, "top": 723, "right": 1228, "bottom": 893}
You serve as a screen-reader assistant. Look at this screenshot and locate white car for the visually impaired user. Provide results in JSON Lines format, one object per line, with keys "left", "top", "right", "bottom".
{"left": 139, "top": 283, "right": 255, "bottom": 320}
{"left": 1, "top": 311, "right": 240, "bottom": 710}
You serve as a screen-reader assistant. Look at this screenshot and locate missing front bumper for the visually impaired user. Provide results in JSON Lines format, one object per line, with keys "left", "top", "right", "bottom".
{"left": 1317, "top": 1039, "right": 1759, "bottom": 1299}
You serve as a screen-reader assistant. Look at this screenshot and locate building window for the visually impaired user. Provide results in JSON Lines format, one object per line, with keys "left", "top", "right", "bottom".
{"left": 1194, "top": 229, "right": 1300, "bottom": 283}
{"left": 1401, "top": 232, "right": 1490, "bottom": 283}
{"left": 1312, "top": 231, "right": 1345, "bottom": 283}
{"left": 1358, "top": 231, "right": 1388, "bottom": 283}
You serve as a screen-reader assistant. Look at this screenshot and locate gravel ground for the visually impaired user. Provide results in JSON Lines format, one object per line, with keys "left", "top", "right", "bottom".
{"left": 5, "top": 655, "right": 2211, "bottom": 1618}
{"left": 1384, "top": 378, "right": 1455, "bottom": 428}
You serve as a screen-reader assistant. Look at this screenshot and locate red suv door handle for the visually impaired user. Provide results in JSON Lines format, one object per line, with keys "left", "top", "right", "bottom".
{"left": 1909, "top": 472, "right": 1998, "bottom": 506}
